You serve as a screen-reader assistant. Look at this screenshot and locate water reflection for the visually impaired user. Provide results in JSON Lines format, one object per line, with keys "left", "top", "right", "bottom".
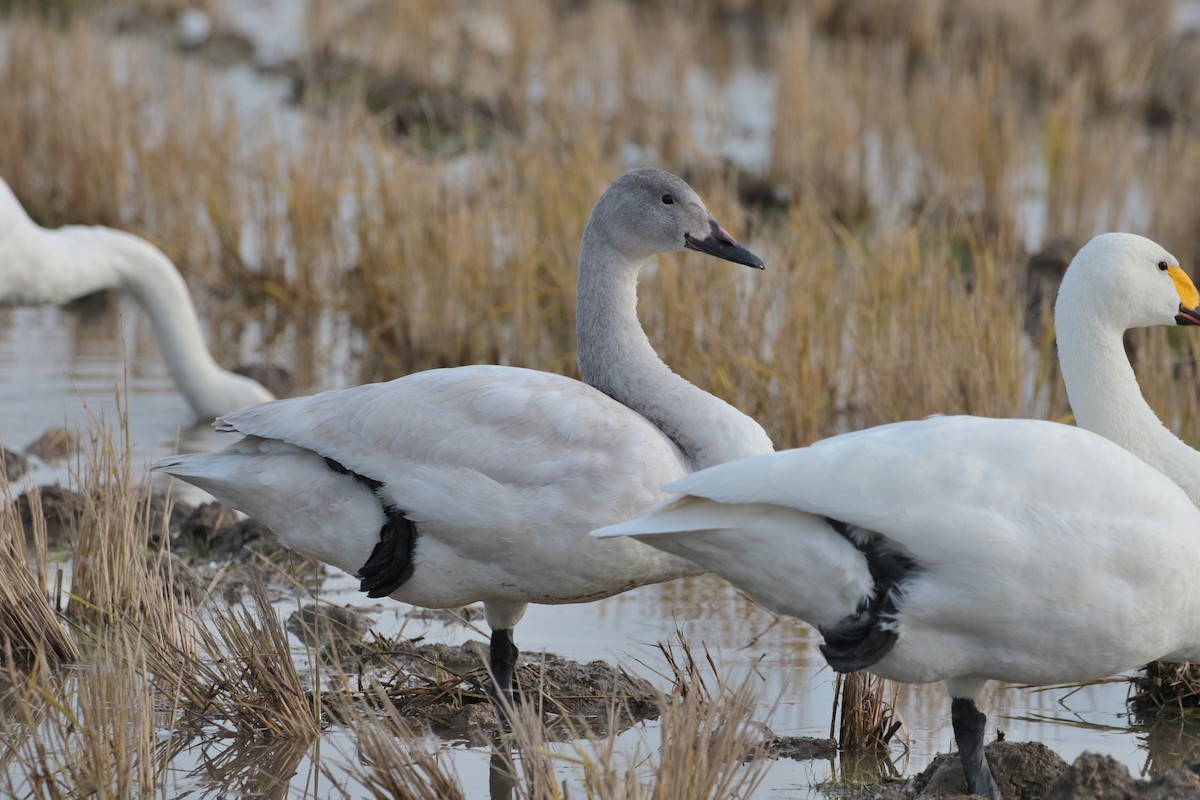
{"left": 1133, "top": 713, "right": 1200, "bottom": 774}
{"left": 163, "top": 735, "right": 313, "bottom": 800}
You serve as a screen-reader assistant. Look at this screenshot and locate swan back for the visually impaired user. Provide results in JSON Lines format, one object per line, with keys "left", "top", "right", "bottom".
{"left": 595, "top": 416, "right": 1200, "bottom": 678}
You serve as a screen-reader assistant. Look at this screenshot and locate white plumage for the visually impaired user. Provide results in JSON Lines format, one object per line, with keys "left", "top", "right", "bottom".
{"left": 1057, "top": 233, "right": 1200, "bottom": 503}
{"left": 593, "top": 232, "right": 1200, "bottom": 799}
{"left": 155, "top": 168, "right": 774, "bottom": 702}
{"left": 0, "top": 178, "right": 274, "bottom": 418}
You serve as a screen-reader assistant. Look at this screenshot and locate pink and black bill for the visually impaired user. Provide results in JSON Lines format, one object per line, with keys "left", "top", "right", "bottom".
{"left": 1177, "top": 304, "right": 1200, "bottom": 326}
{"left": 684, "top": 218, "right": 765, "bottom": 269}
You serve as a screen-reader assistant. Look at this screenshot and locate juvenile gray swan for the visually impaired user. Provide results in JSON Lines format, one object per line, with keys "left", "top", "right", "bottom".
{"left": 156, "top": 169, "right": 774, "bottom": 705}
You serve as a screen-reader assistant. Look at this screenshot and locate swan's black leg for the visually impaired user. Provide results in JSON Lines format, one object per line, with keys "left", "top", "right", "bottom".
{"left": 951, "top": 697, "right": 1001, "bottom": 800}
{"left": 489, "top": 628, "right": 520, "bottom": 720}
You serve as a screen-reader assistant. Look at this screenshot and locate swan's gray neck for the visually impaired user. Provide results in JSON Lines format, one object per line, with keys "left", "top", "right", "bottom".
{"left": 1058, "top": 308, "right": 1200, "bottom": 504}
{"left": 575, "top": 227, "right": 771, "bottom": 468}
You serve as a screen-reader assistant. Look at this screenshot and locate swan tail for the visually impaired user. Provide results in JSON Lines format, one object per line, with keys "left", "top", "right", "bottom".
{"left": 153, "top": 452, "right": 214, "bottom": 478}
{"left": 591, "top": 495, "right": 711, "bottom": 538}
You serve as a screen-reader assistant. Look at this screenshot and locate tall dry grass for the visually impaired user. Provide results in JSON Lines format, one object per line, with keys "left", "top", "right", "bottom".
{"left": 0, "top": 479, "right": 75, "bottom": 665}
{"left": 0, "top": 632, "right": 181, "bottom": 800}
{"left": 144, "top": 580, "right": 323, "bottom": 739}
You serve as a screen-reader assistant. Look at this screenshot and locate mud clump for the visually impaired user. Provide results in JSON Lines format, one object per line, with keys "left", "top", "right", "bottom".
{"left": 910, "top": 741, "right": 1068, "bottom": 799}
{"left": 177, "top": 501, "right": 240, "bottom": 548}
{"left": 330, "top": 637, "right": 661, "bottom": 746}
{"left": 171, "top": 500, "right": 278, "bottom": 563}
{"left": 1046, "top": 752, "right": 1200, "bottom": 799}
{"left": 763, "top": 734, "right": 838, "bottom": 761}
{"left": 24, "top": 428, "right": 77, "bottom": 462}
{"left": 17, "top": 485, "right": 87, "bottom": 546}
{"left": 286, "top": 603, "right": 370, "bottom": 652}
{"left": 2, "top": 447, "right": 28, "bottom": 481}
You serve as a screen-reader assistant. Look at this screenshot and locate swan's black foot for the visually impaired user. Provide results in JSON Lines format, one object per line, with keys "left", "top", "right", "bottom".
{"left": 951, "top": 697, "right": 1001, "bottom": 800}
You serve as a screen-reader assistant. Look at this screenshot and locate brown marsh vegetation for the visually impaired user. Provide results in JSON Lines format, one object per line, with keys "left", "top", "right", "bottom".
{"left": 5, "top": 0, "right": 1200, "bottom": 795}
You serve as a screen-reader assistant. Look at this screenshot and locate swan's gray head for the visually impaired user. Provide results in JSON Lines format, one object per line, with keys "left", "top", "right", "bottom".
{"left": 1056, "top": 232, "right": 1200, "bottom": 330}
{"left": 583, "top": 168, "right": 763, "bottom": 269}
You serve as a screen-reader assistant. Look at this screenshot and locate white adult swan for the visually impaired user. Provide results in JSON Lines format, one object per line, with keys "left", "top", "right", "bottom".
{"left": 155, "top": 168, "right": 774, "bottom": 702}
{"left": 0, "top": 178, "right": 274, "bottom": 418}
{"left": 1057, "top": 233, "right": 1200, "bottom": 502}
{"left": 593, "top": 233, "right": 1200, "bottom": 799}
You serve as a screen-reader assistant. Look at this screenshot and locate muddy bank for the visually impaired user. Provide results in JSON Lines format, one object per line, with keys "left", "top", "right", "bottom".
{"left": 847, "top": 741, "right": 1200, "bottom": 799}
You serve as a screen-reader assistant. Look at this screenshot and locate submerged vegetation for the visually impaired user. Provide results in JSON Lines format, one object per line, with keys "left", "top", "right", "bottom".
{"left": 5, "top": 0, "right": 1200, "bottom": 796}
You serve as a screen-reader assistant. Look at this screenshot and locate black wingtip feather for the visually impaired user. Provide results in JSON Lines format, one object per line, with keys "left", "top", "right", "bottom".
{"left": 818, "top": 621, "right": 900, "bottom": 672}
{"left": 816, "top": 516, "right": 915, "bottom": 673}
{"left": 324, "top": 456, "right": 421, "bottom": 599}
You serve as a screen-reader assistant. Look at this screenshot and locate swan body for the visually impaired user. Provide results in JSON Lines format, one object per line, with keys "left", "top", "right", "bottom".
{"left": 167, "top": 365, "right": 711, "bottom": 608}
{"left": 0, "top": 178, "right": 274, "bottom": 418}
{"left": 156, "top": 168, "right": 773, "bottom": 700}
{"left": 597, "top": 415, "right": 1200, "bottom": 682}
{"left": 593, "top": 232, "right": 1200, "bottom": 798}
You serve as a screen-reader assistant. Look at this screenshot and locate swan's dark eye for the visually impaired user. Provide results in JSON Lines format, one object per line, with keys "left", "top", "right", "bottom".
{"left": 661, "top": 194, "right": 674, "bottom": 205}
{"left": 1159, "top": 260, "right": 1170, "bottom": 271}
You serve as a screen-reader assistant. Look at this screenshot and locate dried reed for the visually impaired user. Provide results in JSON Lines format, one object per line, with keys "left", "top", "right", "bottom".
{"left": 144, "top": 580, "right": 322, "bottom": 739}
{"left": 831, "top": 671, "right": 902, "bottom": 752}
{"left": 0, "top": 480, "right": 75, "bottom": 665}
{"left": 0, "top": 630, "right": 181, "bottom": 799}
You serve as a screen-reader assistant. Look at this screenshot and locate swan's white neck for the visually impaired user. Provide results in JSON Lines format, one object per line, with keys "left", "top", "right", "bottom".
{"left": 1, "top": 199, "right": 273, "bottom": 418}
{"left": 1057, "top": 295, "right": 1200, "bottom": 505}
{"left": 575, "top": 225, "right": 772, "bottom": 469}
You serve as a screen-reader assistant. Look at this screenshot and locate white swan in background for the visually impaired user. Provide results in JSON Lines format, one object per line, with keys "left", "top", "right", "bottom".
{"left": 0, "top": 178, "right": 275, "bottom": 419}
{"left": 155, "top": 168, "right": 774, "bottom": 703}
{"left": 594, "top": 233, "right": 1200, "bottom": 799}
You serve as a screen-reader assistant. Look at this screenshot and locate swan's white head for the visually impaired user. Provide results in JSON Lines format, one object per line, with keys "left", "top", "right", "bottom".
{"left": 582, "top": 168, "right": 763, "bottom": 269}
{"left": 1056, "top": 232, "right": 1200, "bottom": 330}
